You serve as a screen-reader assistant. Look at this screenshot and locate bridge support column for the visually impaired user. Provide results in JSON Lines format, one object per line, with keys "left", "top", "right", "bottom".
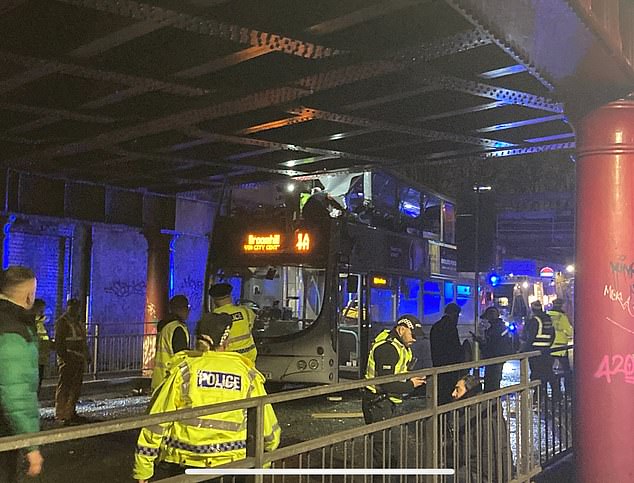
{"left": 576, "top": 98, "right": 634, "bottom": 482}
{"left": 142, "top": 228, "right": 171, "bottom": 373}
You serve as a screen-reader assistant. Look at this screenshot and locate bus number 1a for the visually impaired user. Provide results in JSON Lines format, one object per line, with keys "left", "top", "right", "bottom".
{"left": 296, "top": 232, "right": 310, "bottom": 252}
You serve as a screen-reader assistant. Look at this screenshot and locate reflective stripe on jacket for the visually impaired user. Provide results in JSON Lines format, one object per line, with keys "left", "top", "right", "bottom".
{"left": 547, "top": 310, "right": 573, "bottom": 356}
{"left": 133, "top": 350, "right": 280, "bottom": 481}
{"left": 364, "top": 329, "right": 412, "bottom": 404}
{"left": 213, "top": 304, "right": 257, "bottom": 362}
{"left": 151, "top": 320, "right": 190, "bottom": 392}
{"left": 531, "top": 316, "right": 554, "bottom": 348}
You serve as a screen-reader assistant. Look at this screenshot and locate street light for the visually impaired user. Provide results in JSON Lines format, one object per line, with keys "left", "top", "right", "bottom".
{"left": 472, "top": 184, "right": 493, "bottom": 361}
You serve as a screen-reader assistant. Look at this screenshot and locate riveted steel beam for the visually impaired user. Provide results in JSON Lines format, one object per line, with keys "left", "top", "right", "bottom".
{"left": 3, "top": 29, "right": 494, "bottom": 166}
{"left": 444, "top": 0, "right": 634, "bottom": 112}
{"left": 57, "top": 0, "right": 343, "bottom": 59}
{"left": 288, "top": 107, "right": 516, "bottom": 149}
{"left": 0, "top": 102, "right": 116, "bottom": 123}
{"left": 0, "top": 50, "right": 210, "bottom": 97}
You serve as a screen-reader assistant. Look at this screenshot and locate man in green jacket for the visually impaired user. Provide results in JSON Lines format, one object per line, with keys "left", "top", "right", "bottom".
{"left": 0, "top": 266, "right": 43, "bottom": 482}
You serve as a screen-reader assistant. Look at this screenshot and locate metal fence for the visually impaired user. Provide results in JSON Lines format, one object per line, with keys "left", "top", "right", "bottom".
{"left": 42, "top": 324, "right": 152, "bottom": 379}
{"left": 1, "top": 349, "right": 573, "bottom": 482}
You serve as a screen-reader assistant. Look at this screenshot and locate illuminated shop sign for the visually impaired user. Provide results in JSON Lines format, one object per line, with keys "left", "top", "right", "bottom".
{"left": 243, "top": 234, "right": 281, "bottom": 252}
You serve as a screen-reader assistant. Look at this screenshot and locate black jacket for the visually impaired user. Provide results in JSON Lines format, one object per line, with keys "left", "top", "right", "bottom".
{"left": 481, "top": 318, "right": 513, "bottom": 358}
{"left": 430, "top": 315, "right": 463, "bottom": 366}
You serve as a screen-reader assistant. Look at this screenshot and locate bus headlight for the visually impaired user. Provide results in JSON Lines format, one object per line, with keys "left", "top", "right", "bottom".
{"left": 297, "top": 360, "right": 307, "bottom": 371}
{"left": 308, "top": 359, "right": 319, "bottom": 370}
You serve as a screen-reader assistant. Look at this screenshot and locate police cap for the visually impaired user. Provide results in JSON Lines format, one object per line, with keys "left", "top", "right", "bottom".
{"left": 552, "top": 298, "right": 564, "bottom": 309}
{"left": 196, "top": 312, "right": 233, "bottom": 347}
{"left": 396, "top": 314, "right": 424, "bottom": 337}
{"left": 530, "top": 300, "right": 543, "bottom": 311}
{"left": 209, "top": 283, "right": 232, "bottom": 298}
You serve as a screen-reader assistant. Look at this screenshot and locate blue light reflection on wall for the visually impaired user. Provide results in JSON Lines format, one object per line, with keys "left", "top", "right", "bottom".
{"left": 2, "top": 215, "right": 16, "bottom": 270}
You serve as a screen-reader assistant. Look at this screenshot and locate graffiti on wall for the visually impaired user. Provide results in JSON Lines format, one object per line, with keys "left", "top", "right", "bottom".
{"left": 594, "top": 255, "right": 634, "bottom": 384}
{"left": 178, "top": 275, "right": 204, "bottom": 313}
{"left": 104, "top": 280, "right": 146, "bottom": 298}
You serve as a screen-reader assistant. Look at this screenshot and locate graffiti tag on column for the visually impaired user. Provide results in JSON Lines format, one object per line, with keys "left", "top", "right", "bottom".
{"left": 178, "top": 275, "right": 203, "bottom": 309}
{"left": 594, "top": 353, "right": 634, "bottom": 384}
{"left": 603, "top": 285, "right": 634, "bottom": 318}
{"left": 104, "top": 280, "right": 146, "bottom": 298}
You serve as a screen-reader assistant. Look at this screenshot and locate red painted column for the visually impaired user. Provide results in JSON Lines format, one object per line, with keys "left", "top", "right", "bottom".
{"left": 576, "top": 99, "right": 634, "bottom": 482}
{"left": 142, "top": 228, "right": 171, "bottom": 373}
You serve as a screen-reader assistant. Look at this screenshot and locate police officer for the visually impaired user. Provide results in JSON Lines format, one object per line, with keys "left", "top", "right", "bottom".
{"left": 547, "top": 298, "right": 573, "bottom": 400}
{"left": 133, "top": 312, "right": 281, "bottom": 482}
{"left": 362, "top": 315, "right": 426, "bottom": 475}
{"left": 478, "top": 306, "right": 513, "bottom": 392}
{"left": 521, "top": 301, "right": 555, "bottom": 395}
{"left": 150, "top": 295, "right": 191, "bottom": 392}
{"left": 209, "top": 283, "right": 257, "bottom": 362}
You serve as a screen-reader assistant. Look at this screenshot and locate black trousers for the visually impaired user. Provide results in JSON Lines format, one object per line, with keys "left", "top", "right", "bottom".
{"left": 484, "top": 363, "right": 504, "bottom": 392}
{"left": 362, "top": 395, "right": 403, "bottom": 483}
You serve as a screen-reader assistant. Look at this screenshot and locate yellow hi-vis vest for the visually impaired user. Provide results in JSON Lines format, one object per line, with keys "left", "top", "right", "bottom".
{"left": 35, "top": 314, "right": 52, "bottom": 366}
{"left": 151, "top": 320, "right": 190, "bottom": 392}
{"left": 547, "top": 310, "right": 573, "bottom": 357}
{"left": 364, "top": 330, "right": 412, "bottom": 404}
{"left": 531, "top": 315, "right": 555, "bottom": 348}
{"left": 133, "top": 350, "right": 281, "bottom": 481}
{"left": 213, "top": 303, "right": 257, "bottom": 362}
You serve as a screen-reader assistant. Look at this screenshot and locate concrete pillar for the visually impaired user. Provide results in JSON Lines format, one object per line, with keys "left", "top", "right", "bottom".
{"left": 142, "top": 228, "right": 171, "bottom": 372}
{"left": 575, "top": 98, "right": 634, "bottom": 482}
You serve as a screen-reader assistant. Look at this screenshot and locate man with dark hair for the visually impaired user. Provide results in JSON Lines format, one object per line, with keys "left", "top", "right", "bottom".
{"left": 448, "top": 374, "right": 510, "bottom": 482}
{"left": 133, "top": 312, "right": 280, "bottom": 482}
{"left": 362, "top": 314, "right": 426, "bottom": 476}
{"left": 478, "top": 306, "right": 513, "bottom": 392}
{"left": 430, "top": 302, "right": 464, "bottom": 404}
{"left": 151, "top": 295, "right": 191, "bottom": 392}
{"left": 209, "top": 283, "right": 257, "bottom": 362}
{"left": 55, "top": 298, "right": 88, "bottom": 425}
{"left": 0, "top": 266, "right": 43, "bottom": 481}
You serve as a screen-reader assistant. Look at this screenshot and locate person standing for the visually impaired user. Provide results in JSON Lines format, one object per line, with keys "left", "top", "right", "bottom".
{"left": 478, "top": 306, "right": 513, "bottom": 392}
{"left": 0, "top": 266, "right": 43, "bottom": 482}
{"left": 520, "top": 300, "right": 555, "bottom": 399}
{"left": 430, "top": 303, "right": 464, "bottom": 404}
{"left": 150, "top": 295, "right": 191, "bottom": 392}
{"left": 362, "top": 315, "right": 426, "bottom": 475}
{"left": 547, "top": 298, "right": 573, "bottom": 399}
{"left": 54, "top": 298, "right": 88, "bottom": 425}
{"left": 133, "top": 312, "right": 280, "bottom": 482}
{"left": 209, "top": 283, "right": 257, "bottom": 362}
{"left": 32, "top": 298, "right": 53, "bottom": 394}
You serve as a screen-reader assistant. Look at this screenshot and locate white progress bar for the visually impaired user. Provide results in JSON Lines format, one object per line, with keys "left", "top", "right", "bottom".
{"left": 186, "top": 469, "right": 455, "bottom": 476}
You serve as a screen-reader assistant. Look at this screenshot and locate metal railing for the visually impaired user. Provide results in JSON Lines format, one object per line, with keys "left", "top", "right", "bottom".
{"left": 1, "top": 349, "right": 573, "bottom": 482}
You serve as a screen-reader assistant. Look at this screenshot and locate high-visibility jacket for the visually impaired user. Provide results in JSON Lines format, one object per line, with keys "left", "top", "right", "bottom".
{"left": 35, "top": 314, "right": 52, "bottom": 366}
{"left": 547, "top": 310, "right": 573, "bottom": 357}
{"left": 151, "top": 320, "right": 190, "bottom": 392}
{"left": 529, "top": 315, "right": 555, "bottom": 349}
{"left": 213, "top": 303, "right": 257, "bottom": 362}
{"left": 364, "top": 330, "right": 412, "bottom": 404}
{"left": 133, "top": 350, "right": 281, "bottom": 481}
{"left": 54, "top": 313, "right": 87, "bottom": 362}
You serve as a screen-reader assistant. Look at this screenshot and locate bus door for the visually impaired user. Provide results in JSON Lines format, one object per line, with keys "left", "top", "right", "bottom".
{"left": 338, "top": 272, "right": 365, "bottom": 377}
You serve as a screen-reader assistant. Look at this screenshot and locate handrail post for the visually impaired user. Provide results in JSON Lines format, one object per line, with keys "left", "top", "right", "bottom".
{"left": 246, "top": 402, "right": 265, "bottom": 483}
{"left": 424, "top": 371, "right": 439, "bottom": 482}
{"left": 519, "top": 355, "right": 532, "bottom": 478}
{"left": 92, "top": 324, "right": 99, "bottom": 380}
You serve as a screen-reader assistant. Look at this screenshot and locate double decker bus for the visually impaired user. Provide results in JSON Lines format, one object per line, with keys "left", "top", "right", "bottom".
{"left": 209, "top": 169, "right": 474, "bottom": 384}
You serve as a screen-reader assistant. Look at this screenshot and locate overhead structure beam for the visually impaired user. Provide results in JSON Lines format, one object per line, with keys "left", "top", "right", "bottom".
{"left": 5, "top": 29, "right": 493, "bottom": 167}
{"left": 444, "top": 0, "right": 634, "bottom": 111}
{"left": 287, "top": 106, "right": 516, "bottom": 149}
{"left": 0, "top": 50, "right": 210, "bottom": 97}
{"left": 57, "top": 0, "right": 343, "bottom": 59}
